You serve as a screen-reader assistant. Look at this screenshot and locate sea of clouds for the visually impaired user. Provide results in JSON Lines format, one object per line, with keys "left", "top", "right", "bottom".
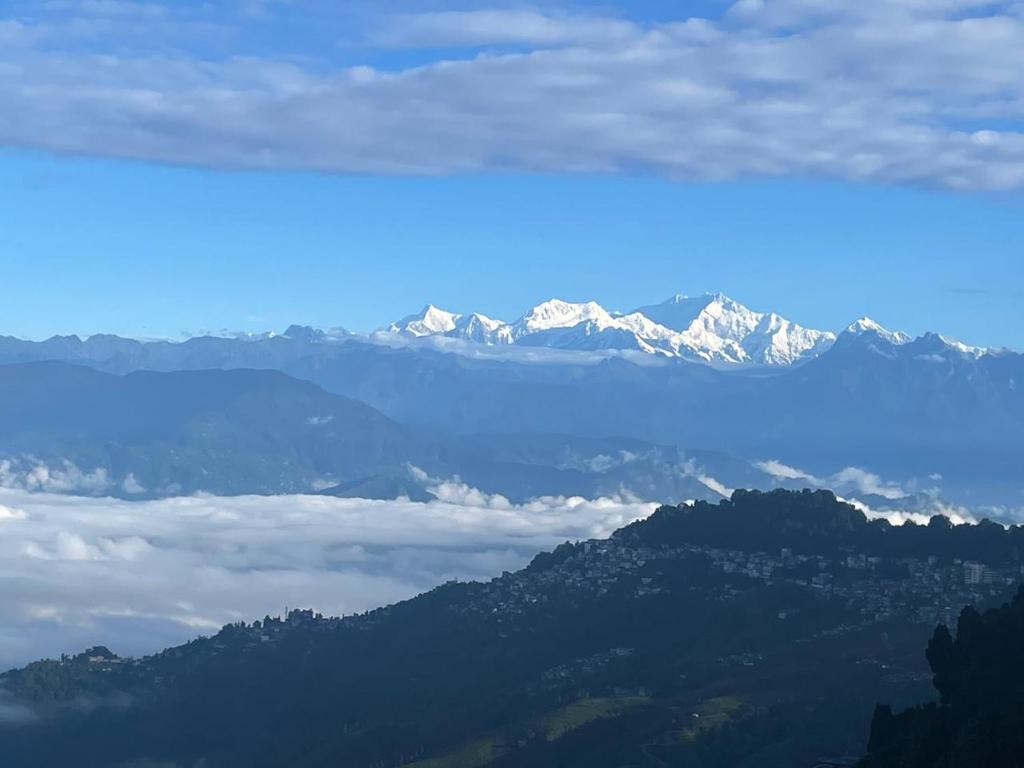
{"left": 1, "top": 457, "right": 1014, "bottom": 673}
{"left": 0, "top": 485, "right": 655, "bottom": 671}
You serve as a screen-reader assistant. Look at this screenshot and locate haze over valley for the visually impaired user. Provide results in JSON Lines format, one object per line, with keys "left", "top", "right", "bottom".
{"left": 0, "top": 290, "right": 1019, "bottom": 676}
{"left": 1, "top": 292, "right": 1018, "bottom": 513}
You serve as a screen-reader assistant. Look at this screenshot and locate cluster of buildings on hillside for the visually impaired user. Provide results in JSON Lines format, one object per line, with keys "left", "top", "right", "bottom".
{"left": 454, "top": 539, "right": 657, "bottom": 619}
{"left": 697, "top": 545, "right": 1019, "bottom": 629}
{"left": 53, "top": 533, "right": 1024, "bottom": 680}
{"left": 449, "top": 534, "right": 1022, "bottom": 636}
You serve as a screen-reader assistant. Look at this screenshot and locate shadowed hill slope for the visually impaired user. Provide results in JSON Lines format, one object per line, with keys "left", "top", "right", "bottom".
{"left": 861, "top": 587, "right": 1024, "bottom": 768}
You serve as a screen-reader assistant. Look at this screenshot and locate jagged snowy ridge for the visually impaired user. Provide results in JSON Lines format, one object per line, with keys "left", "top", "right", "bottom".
{"left": 384, "top": 293, "right": 841, "bottom": 366}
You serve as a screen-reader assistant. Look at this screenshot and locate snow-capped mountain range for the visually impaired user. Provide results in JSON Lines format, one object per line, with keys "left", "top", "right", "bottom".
{"left": 1, "top": 292, "right": 994, "bottom": 372}
{"left": 385, "top": 293, "right": 841, "bottom": 366}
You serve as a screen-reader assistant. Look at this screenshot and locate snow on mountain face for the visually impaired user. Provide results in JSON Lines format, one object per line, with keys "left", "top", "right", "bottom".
{"left": 388, "top": 306, "right": 513, "bottom": 344}
{"left": 388, "top": 305, "right": 460, "bottom": 337}
{"left": 743, "top": 312, "right": 836, "bottom": 366}
{"left": 635, "top": 293, "right": 836, "bottom": 365}
{"left": 453, "top": 313, "right": 514, "bottom": 345}
{"left": 908, "top": 333, "right": 989, "bottom": 362}
{"left": 844, "top": 317, "right": 911, "bottom": 346}
{"left": 633, "top": 294, "right": 719, "bottom": 330}
{"left": 508, "top": 300, "right": 694, "bottom": 356}
{"left": 836, "top": 318, "right": 993, "bottom": 363}
{"left": 511, "top": 299, "right": 615, "bottom": 337}
{"left": 933, "top": 334, "right": 987, "bottom": 359}
{"left": 380, "top": 294, "right": 902, "bottom": 367}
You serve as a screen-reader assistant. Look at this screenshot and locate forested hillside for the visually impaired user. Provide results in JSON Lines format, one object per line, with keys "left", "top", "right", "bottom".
{"left": 861, "top": 587, "right": 1024, "bottom": 768}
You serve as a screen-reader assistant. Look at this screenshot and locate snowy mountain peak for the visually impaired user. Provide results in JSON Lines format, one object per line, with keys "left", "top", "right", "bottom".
{"left": 380, "top": 293, "right": 966, "bottom": 367}
{"left": 514, "top": 299, "right": 613, "bottom": 336}
{"left": 453, "top": 312, "right": 513, "bottom": 345}
{"left": 932, "top": 333, "right": 987, "bottom": 358}
{"left": 845, "top": 317, "right": 911, "bottom": 345}
{"left": 388, "top": 305, "right": 461, "bottom": 337}
{"left": 635, "top": 293, "right": 718, "bottom": 330}
{"left": 457, "top": 312, "right": 504, "bottom": 332}
{"left": 847, "top": 316, "right": 881, "bottom": 332}
{"left": 633, "top": 293, "right": 834, "bottom": 365}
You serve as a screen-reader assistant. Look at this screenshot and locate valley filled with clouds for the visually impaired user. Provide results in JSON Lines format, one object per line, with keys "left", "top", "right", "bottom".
{"left": 0, "top": 486, "right": 655, "bottom": 670}
{"left": 0, "top": 466, "right": 1004, "bottom": 672}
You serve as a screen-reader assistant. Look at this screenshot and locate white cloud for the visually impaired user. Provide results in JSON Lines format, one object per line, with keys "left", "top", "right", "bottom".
{"left": 830, "top": 467, "right": 907, "bottom": 500}
{"left": 755, "top": 459, "right": 908, "bottom": 499}
{"left": 427, "top": 477, "right": 514, "bottom": 509}
{"left": 753, "top": 458, "right": 987, "bottom": 524}
{"left": 678, "top": 459, "right": 734, "bottom": 498}
{"left": 0, "top": 2, "right": 1023, "bottom": 188}
{"left": 0, "top": 504, "right": 27, "bottom": 520}
{"left": 120, "top": 474, "right": 146, "bottom": 495}
{"left": 568, "top": 450, "right": 644, "bottom": 474}
{"left": 0, "top": 486, "right": 655, "bottom": 671}
{"left": 842, "top": 496, "right": 978, "bottom": 527}
{"left": 1, "top": 460, "right": 150, "bottom": 497}
{"left": 667, "top": 460, "right": 733, "bottom": 501}
{"left": 365, "top": 331, "right": 672, "bottom": 366}
{"left": 753, "top": 459, "right": 816, "bottom": 482}
{"left": 0, "top": 458, "right": 114, "bottom": 494}
{"left": 696, "top": 474, "right": 733, "bottom": 498}
{"left": 375, "top": 10, "right": 639, "bottom": 48}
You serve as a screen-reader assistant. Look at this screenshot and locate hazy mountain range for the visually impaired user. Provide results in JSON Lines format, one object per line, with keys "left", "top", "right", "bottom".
{"left": 0, "top": 361, "right": 756, "bottom": 502}
{"left": 0, "top": 293, "right": 1019, "bottom": 511}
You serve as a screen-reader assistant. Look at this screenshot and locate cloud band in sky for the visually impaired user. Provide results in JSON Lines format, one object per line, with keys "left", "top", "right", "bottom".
{"left": 2, "top": 1, "right": 1024, "bottom": 189}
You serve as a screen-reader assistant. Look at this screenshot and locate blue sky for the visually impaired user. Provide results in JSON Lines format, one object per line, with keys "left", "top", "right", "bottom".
{"left": 1, "top": 0, "right": 1023, "bottom": 347}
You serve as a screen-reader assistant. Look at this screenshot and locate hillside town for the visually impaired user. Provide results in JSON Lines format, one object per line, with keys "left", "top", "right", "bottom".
{"left": 447, "top": 532, "right": 1021, "bottom": 638}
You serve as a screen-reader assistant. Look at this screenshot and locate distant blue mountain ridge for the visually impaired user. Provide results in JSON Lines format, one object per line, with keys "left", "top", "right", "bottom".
{"left": 0, "top": 296, "right": 1019, "bottom": 512}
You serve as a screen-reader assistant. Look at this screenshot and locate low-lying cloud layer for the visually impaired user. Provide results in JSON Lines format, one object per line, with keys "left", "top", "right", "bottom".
{"left": 0, "top": 458, "right": 145, "bottom": 496}
{"left": 0, "top": 486, "right": 655, "bottom": 671}
{"left": 755, "top": 460, "right": 911, "bottom": 500}
{"left": 2, "top": 1, "right": 1024, "bottom": 189}
{"left": 753, "top": 458, "right": 996, "bottom": 525}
